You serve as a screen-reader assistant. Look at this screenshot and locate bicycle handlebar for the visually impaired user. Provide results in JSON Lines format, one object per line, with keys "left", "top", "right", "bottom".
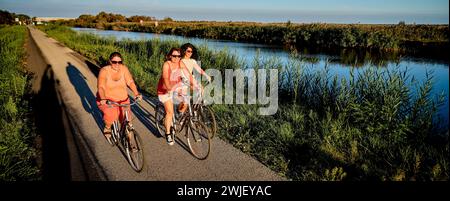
{"left": 170, "top": 84, "right": 204, "bottom": 104}
{"left": 105, "top": 98, "right": 140, "bottom": 107}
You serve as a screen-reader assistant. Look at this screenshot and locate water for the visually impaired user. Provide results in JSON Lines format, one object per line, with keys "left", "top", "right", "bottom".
{"left": 72, "top": 27, "right": 449, "bottom": 124}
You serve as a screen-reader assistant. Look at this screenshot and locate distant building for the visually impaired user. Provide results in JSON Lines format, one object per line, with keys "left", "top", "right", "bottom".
{"left": 33, "top": 17, "right": 75, "bottom": 25}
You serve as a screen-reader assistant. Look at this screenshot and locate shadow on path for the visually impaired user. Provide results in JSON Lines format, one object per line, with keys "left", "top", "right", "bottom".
{"left": 34, "top": 65, "right": 71, "bottom": 180}
{"left": 66, "top": 62, "right": 103, "bottom": 132}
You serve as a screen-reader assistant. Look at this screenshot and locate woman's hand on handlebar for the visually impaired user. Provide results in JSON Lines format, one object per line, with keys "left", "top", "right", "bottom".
{"left": 134, "top": 94, "right": 142, "bottom": 102}
{"left": 205, "top": 75, "right": 211, "bottom": 83}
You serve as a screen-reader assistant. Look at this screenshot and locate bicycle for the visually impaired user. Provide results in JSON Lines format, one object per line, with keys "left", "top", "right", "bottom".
{"left": 155, "top": 87, "right": 211, "bottom": 160}
{"left": 181, "top": 79, "right": 217, "bottom": 139}
{"left": 105, "top": 98, "right": 144, "bottom": 172}
{"left": 192, "top": 96, "right": 217, "bottom": 139}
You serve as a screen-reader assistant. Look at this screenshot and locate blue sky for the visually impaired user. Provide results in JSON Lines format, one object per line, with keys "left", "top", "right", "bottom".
{"left": 1, "top": 0, "right": 448, "bottom": 24}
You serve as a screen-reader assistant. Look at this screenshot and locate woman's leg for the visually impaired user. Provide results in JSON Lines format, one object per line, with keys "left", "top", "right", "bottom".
{"left": 118, "top": 99, "right": 131, "bottom": 123}
{"left": 177, "top": 85, "right": 189, "bottom": 113}
{"left": 163, "top": 100, "right": 174, "bottom": 134}
{"left": 163, "top": 99, "right": 175, "bottom": 145}
{"left": 97, "top": 103, "right": 119, "bottom": 136}
{"left": 178, "top": 102, "right": 188, "bottom": 113}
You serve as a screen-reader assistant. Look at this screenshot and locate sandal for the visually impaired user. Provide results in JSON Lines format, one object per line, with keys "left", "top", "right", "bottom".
{"left": 103, "top": 127, "right": 112, "bottom": 139}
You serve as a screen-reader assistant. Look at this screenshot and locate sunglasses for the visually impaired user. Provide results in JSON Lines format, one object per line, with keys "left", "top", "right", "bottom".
{"left": 111, "top": 60, "right": 123, "bottom": 64}
{"left": 186, "top": 50, "right": 193, "bottom": 53}
{"left": 171, "top": 55, "right": 181, "bottom": 58}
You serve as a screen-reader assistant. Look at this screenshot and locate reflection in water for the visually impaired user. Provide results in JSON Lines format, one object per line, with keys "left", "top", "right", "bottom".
{"left": 72, "top": 27, "right": 449, "bottom": 124}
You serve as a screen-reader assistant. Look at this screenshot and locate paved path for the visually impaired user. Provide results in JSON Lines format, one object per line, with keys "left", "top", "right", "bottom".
{"left": 28, "top": 26, "right": 286, "bottom": 181}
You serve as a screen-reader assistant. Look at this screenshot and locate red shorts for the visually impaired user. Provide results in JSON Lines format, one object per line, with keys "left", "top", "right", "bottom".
{"left": 96, "top": 98, "right": 131, "bottom": 125}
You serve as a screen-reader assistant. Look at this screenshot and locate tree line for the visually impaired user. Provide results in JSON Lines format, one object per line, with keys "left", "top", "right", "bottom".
{"left": 57, "top": 12, "right": 449, "bottom": 56}
{"left": 0, "top": 10, "right": 31, "bottom": 25}
{"left": 72, "top": 11, "right": 156, "bottom": 24}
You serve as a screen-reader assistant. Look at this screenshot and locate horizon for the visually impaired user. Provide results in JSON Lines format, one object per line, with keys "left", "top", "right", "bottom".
{"left": 1, "top": 0, "right": 449, "bottom": 24}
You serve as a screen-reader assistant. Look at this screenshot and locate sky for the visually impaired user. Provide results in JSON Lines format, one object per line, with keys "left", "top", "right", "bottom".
{"left": 1, "top": 0, "right": 448, "bottom": 24}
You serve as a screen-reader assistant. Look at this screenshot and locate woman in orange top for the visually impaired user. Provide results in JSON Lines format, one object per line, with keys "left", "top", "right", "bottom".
{"left": 157, "top": 48, "right": 198, "bottom": 145}
{"left": 97, "top": 52, "right": 142, "bottom": 141}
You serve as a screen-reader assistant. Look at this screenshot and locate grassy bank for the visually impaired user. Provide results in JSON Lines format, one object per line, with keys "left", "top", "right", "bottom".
{"left": 59, "top": 19, "right": 449, "bottom": 54}
{"left": 0, "top": 25, "right": 40, "bottom": 181}
{"left": 40, "top": 25, "right": 449, "bottom": 181}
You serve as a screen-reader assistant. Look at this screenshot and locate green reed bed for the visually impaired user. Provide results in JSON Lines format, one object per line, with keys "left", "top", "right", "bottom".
{"left": 62, "top": 19, "right": 448, "bottom": 53}
{"left": 41, "top": 25, "right": 448, "bottom": 181}
{"left": 214, "top": 56, "right": 448, "bottom": 180}
{"left": 0, "top": 26, "right": 40, "bottom": 181}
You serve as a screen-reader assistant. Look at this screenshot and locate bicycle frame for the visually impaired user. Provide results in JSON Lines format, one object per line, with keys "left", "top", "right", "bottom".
{"left": 155, "top": 85, "right": 212, "bottom": 160}
{"left": 104, "top": 98, "right": 145, "bottom": 171}
{"left": 107, "top": 100, "right": 138, "bottom": 140}
{"left": 170, "top": 86, "right": 204, "bottom": 135}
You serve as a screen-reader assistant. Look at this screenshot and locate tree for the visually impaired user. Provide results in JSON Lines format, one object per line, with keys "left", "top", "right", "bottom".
{"left": 15, "top": 14, "right": 30, "bottom": 21}
{"left": 0, "top": 10, "right": 14, "bottom": 25}
{"left": 95, "top": 11, "right": 108, "bottom": 23}
{"left": 77, "top": 14, "right": 95, "bottom": 23}
{"left": 162, "top": 17, "right": 174, "bottom": 22}
{"left": 127, "top": 15, "right": 155, "bottom": 22}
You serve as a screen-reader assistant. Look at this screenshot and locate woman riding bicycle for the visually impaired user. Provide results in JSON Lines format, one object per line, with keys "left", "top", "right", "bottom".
{"left": 157, "top": 48, "right": 199, "bottom": 145}
{"left": 180, "top": 43, "right": 211, "bottom": 82}
{"left": 96, "top": 52, "right": 142, "bottom": 148}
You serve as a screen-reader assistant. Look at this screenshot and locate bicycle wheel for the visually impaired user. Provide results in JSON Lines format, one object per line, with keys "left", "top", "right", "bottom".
{"left": 109, "top": 121, "right": 120, "bottom": 146}
{"left": 124, "top": 126, "right": 144, "bottom": 172}
{"left": 197, "top": 105, "right": 217, "bottom": 139}
{"left": 186, "top": 120, "right": 211, "bottom": 160}
{"left": 155, "top": 103, "right": 166, "bottom": 138}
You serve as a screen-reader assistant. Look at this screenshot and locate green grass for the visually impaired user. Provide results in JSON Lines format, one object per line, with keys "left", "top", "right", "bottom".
{"left": 40, "top": 25, "right": 449, "bottom": 181}
{"left": 0, "top": 25, "right": 40, "bottom": 181}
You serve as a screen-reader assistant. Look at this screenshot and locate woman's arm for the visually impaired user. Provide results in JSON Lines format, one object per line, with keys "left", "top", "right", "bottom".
{"left": 193, "top": 60, "right": 211, "bottom": 82}
{"left": 181, "top": 62, "right": 198, "bottom": 89}
{"left": 123, "top": 65, "right": 140, "bottom": 97}
{"left": 97, "top": 67, "right": 107, "bottom": 104}
{"left": 162, "top": 62, "right": 173, "bottom": 91}
{"left": 192, "top": 60, "right": 206, "bottom": 75}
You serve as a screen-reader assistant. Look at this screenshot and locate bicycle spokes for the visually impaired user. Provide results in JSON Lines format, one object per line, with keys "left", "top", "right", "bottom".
{"left": 186, "top": 121, "right": 211, "bottom": 160}
{"left": 124, "top": 126, "right": 144, "bottom": 172}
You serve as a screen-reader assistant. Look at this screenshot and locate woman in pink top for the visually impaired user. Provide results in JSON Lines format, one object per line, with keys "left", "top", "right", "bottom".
{"left": 96, "top": 52, "right": 142, "bottom": 144}
{"left": 157, "top": 48, "right": 198, "bottom": 145}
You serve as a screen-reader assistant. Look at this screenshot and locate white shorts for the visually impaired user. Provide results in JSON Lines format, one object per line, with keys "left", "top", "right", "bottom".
{"left": 159, "top": 86, "right": 189, "bottom": 104}
{"left": 158, "top": 93, "right": 173, "bottom": 103}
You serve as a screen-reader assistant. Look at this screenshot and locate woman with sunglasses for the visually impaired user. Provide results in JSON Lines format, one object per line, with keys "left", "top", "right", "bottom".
{"left": 180, "top": 43, "right": 211, "bottom": 82}
{"left": 157, "top": 48, "right": 199, "bottom": 145}
{"left": 96, "top": 52, "right": 142, "bottom": 147}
